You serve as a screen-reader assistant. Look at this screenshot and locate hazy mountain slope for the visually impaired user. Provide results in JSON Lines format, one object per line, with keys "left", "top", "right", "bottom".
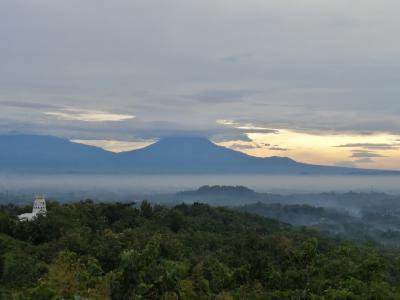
{"left": 115, "top": 136, "right": 302, "bottom": 173}
{"left": 0, "top": 134, "right": 397, "bottom": 174}
{"left": 0, "top": 135, "right": 114, "bottom": 172}
{"left": 115, "top": 136, "right": 393, "bottom": 174}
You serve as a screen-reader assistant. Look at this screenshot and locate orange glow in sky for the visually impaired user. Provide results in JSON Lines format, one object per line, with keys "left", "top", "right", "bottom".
{"left": 218, "top": 130, "right": 400, "bottom": 170}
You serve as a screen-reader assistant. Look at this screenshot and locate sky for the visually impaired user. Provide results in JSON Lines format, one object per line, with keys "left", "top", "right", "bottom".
{"left": 1, "top": 0, "right": 400, "bottom": 169}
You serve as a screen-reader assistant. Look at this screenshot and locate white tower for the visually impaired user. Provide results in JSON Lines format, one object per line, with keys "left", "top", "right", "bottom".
{"left": 32, "top": 196, "right": 47, "bottom": 215}
{"left": 18, "top": 195, "right": 47, "bottom": 221}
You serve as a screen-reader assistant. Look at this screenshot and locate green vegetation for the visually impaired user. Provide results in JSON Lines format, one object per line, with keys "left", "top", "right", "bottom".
{"left": 0, "top": 200, "right": 400, "bottom": 299}
{"left": 238, "top": 202, "right": 400, "bottom": 248}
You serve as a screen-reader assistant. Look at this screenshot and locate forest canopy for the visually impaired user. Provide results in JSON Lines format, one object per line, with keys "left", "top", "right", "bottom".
{"left": 0, "top": 200, "right": 399, "bottom": 299}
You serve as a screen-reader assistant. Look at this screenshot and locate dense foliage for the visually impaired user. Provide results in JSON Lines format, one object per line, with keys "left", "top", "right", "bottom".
{"left": 0, "top": 200, "right": 400, "bottom": 299}
{"left": 238, "top": 202, "right": 400, "bottom": 248}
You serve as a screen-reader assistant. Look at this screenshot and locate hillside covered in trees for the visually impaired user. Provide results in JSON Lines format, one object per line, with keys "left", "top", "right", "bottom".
{"left": 1, "top": 200, "right": 400, "bottom": 299}
{"left": 237, "top": 202, "right": 400, "bottom": 249}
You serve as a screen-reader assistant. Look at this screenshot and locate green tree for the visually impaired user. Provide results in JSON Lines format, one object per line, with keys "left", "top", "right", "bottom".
{"left": 140, "top": 200, "right": 153, "bottom": 219}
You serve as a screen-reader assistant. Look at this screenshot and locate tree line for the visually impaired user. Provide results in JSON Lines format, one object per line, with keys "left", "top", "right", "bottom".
{"left": 0, "top": 200, "right": 399, "bottom": 299}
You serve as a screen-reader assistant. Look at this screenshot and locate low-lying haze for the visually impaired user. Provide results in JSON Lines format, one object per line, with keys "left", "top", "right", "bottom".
{"left": 2, "top": 175, "right": 400, "bottom": 199}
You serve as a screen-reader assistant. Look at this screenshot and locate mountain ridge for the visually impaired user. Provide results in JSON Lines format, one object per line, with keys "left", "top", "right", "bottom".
{"left": 0, "top": 134, "right": 398, "bottom": 175}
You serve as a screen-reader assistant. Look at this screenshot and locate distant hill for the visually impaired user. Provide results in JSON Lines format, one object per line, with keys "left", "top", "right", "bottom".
{"left": 168, "top": 186, "right": 398, "bottom": 211}
{"left": 177, "top": 185, "right": 256, "bottom": 197}
{"left": 0, "top": 134, "right": 399, "bottom": 174}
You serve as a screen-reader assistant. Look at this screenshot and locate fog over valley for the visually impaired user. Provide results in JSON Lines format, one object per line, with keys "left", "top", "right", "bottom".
{"left": 2, "top": 174, "right": 400, "bottom": 201}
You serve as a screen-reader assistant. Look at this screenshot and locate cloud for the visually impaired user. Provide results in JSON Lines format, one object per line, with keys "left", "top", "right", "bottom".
{"left": 347, "top": 150, "right": 385, "bottom": 166}
{"left": 216, "top": 119, "right": 235, "bottom": 126}
{"left": 269, "top": 147, "right": 289, "bottom": 151}
{"left": 0, "top": 101, "right": 57, "bottom": 110}
{"left": 229, "top": 143, "right": 261, "bottom": 150}
{"left": 350, "top": 150, "right": 386, "bottom": 158}
{"left": 354, "top": 158, "right": 373, "bottom": 164}
{"left": 216, "top": 119, "right": 279, "bottom": 134}
{"left": 220, "top": 53, "right": 252, "bottom": 63}
{"left": 336, "top": 156, "right": 376, "bottom": 167}
{"left": 335, "top": 143, "right": 400, "bottom": 150}
{"left": 72, "top": 138, "right": 155, "bottom": 153}
{"left": 2, "top": 0, "right": 400, "bottom": 171}
{"left": 187, "top": 89, "right": 259, "bottom": 103}
{"left": 211, "top": 132, "right": 252, "bottom": 142}
{"left": 44, "top": 108, "right": 135, "bottom": 122}
{"left": 235, "top": 125, "right": 277, "bottom": 133}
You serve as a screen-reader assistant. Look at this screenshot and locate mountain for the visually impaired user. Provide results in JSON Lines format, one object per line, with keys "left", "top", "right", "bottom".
{"left": 0, "top": 135, "right": 114, "bottom": 173}
{"left": 0, "top": 134, "right": 398, "bottom": 174}
{"left": 115, "top": 136, "right": 298, "bottom": 173}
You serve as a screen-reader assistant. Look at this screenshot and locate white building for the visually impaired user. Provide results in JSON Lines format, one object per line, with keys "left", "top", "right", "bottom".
{"left": 18, "top": 196, "right": 47, "bottom": 221}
